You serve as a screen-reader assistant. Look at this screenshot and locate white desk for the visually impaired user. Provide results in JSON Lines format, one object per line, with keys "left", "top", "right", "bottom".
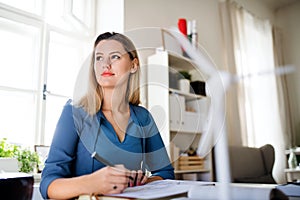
{"left": 186, "top": 182, "right": 300, "bottom": 200}
{"left": 32, "top": 184, "right": 43, "bottom": 200}
{"left": 33, "top": 181, "right": 300, "bottom": 200}
{"left": 187, "top": 183, "right": 276, "bottom": 200}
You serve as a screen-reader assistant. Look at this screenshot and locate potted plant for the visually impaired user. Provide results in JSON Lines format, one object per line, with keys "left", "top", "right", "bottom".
{"left": 0, "top": 138, "right": 39, "bottom": 173}
{"left": 178, "top": 71, "right": 191, "bottom": 93}
{"left": 179, "top": 70, "right": 192, "bottom": 80}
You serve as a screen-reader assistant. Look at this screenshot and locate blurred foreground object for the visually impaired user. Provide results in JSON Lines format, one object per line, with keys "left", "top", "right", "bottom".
{"left": 0, "top": 172, "right": 34, "bottom": 200}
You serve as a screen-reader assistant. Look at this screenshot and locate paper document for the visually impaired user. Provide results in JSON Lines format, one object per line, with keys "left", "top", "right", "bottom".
{"left": 108, "top": 180, "right": 214, "bottom": 199}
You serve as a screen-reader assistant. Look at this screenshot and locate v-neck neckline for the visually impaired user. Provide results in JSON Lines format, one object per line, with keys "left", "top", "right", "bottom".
{"left": 99, "top": 105, "right": 133, "bottom": 144}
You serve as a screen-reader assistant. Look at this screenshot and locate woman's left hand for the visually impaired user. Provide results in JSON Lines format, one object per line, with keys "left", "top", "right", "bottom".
{"left": 128, "top": 170, "right": 148, "bottom": 186}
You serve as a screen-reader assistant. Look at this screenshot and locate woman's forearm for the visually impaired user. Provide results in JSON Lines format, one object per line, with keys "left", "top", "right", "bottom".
{"left": 47, "top": 175, "right": 92, "bottom": 199}
{"left": 47, "top": 174, "right": 163, "bottom": 199}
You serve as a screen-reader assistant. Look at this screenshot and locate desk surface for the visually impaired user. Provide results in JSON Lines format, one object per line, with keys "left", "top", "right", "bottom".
{"left": 32, "top": 184, "right": 43, "bottom": 200}
{"left": 33, "top": 181, "right": 299, "bottom": 200}
{"left": 81, "top": 181, "right": 285, "bottom": 200}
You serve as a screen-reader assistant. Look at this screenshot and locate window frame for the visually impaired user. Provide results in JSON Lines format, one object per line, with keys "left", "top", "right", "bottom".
{"left": 0, "top": 0, "right": 96, "bottom": 146}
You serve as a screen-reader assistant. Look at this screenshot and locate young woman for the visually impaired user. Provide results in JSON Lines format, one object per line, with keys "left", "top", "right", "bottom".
{"left": 40, "top": 32, "right": 174, "bottom": 199}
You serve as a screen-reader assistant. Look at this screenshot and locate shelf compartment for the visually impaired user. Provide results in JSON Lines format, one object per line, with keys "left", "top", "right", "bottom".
{"left": 178, "top": 156, "right": 205, "bottom": 171}
{"left": 169, "top": 88, "right": 204, "bottom": 101}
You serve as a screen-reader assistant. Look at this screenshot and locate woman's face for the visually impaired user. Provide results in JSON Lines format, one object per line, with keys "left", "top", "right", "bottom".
{"left": 94, "top": 39, "right": 137, "bottom": 88}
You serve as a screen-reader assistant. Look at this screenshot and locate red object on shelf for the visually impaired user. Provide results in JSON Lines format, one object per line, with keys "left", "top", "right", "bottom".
{"left": 178, "top": 18, "right": 187, "bottom": 37}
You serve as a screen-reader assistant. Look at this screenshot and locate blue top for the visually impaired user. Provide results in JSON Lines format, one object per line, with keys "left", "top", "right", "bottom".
{"left": 40, "top": 100, "right": 174, "bottom": 199}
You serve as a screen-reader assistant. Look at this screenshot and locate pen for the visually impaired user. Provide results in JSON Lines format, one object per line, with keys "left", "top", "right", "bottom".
{"left": 140, "top": 160, "right": 151, "bottom": 178}
{"left": 91, "top": 151, "right": 134, "bottom": 181}
{"left": 91, "top": 151, "right": 114, "bottom": 167}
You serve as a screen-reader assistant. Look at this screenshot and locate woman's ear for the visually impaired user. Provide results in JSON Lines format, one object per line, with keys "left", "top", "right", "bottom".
{"left": 130, "top": 58, "right": 139, "bottom": 73}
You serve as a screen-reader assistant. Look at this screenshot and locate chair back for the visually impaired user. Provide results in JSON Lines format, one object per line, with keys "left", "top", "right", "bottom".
{"left": 229, "top": 144, "right": 276, "bottom": 184}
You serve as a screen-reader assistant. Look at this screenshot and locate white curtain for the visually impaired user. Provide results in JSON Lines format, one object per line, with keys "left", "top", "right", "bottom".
{"left": 273, "top": 27, "right": 294, "bottom": 149}
{"left": 229, "top": 2, "right": 286, "bottom": 183}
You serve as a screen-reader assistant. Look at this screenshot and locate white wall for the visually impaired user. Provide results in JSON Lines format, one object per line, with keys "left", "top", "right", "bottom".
{"left": 124, "top": 0, "right": 224, "bottom": 70}
{"left": 276, "top": 2, "right": 300, "bottom": 145}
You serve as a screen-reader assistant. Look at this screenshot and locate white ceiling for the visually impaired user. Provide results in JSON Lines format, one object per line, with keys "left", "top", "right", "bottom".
{"left": 260, "top": 0, "right": 299, "bottom": 10}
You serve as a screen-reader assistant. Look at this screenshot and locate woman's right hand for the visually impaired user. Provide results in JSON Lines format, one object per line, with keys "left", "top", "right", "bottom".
{"left": 85, "top": 164, "right": 131, "bottom": 195}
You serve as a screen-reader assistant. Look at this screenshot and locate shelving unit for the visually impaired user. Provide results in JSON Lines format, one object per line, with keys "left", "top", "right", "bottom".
{"left": 285, "top": 147, "right": 300, "bottom": 182}
{"left": 146, "top": 49, "right": 212, "bottom": 181}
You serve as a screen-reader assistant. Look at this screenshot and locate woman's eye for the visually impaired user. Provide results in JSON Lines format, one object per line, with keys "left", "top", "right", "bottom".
{"left": 96, "top": 56, "right": 103, "bottom": 61}
{"left": 111, "top": 54, "right": 121, "bottom": 60}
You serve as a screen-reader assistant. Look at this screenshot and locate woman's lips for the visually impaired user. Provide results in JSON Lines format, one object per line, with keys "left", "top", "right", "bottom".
{"left": 101, "top": 71, "right": 115, "bottom": 77}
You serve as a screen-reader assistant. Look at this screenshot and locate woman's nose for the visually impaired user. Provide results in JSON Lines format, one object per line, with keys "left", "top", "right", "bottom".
{"left": 102, "top": 58, "right": 111, "bottom": 69}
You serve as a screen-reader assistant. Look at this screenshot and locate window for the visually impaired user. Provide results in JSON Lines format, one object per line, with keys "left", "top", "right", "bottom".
{"left": 0, "top": 0, "right": 95, "bottom": 147}
{"left": 0, "top": 0, "right": 42, "bottom": 15}
{"left": 44, "top": 32, "right": 91, "bottom": 144}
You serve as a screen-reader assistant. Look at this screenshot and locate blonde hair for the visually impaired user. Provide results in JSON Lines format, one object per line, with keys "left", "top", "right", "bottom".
{"left": 76, "top": 32, "right": 140, "bottom": 115}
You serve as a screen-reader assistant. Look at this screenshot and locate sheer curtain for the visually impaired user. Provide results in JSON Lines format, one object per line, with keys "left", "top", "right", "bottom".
{"left": 273, "top": 28, "right": 294, "bottom": 149}
{"left": 229, "top": 2, "right": 286, "bottom": 183}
